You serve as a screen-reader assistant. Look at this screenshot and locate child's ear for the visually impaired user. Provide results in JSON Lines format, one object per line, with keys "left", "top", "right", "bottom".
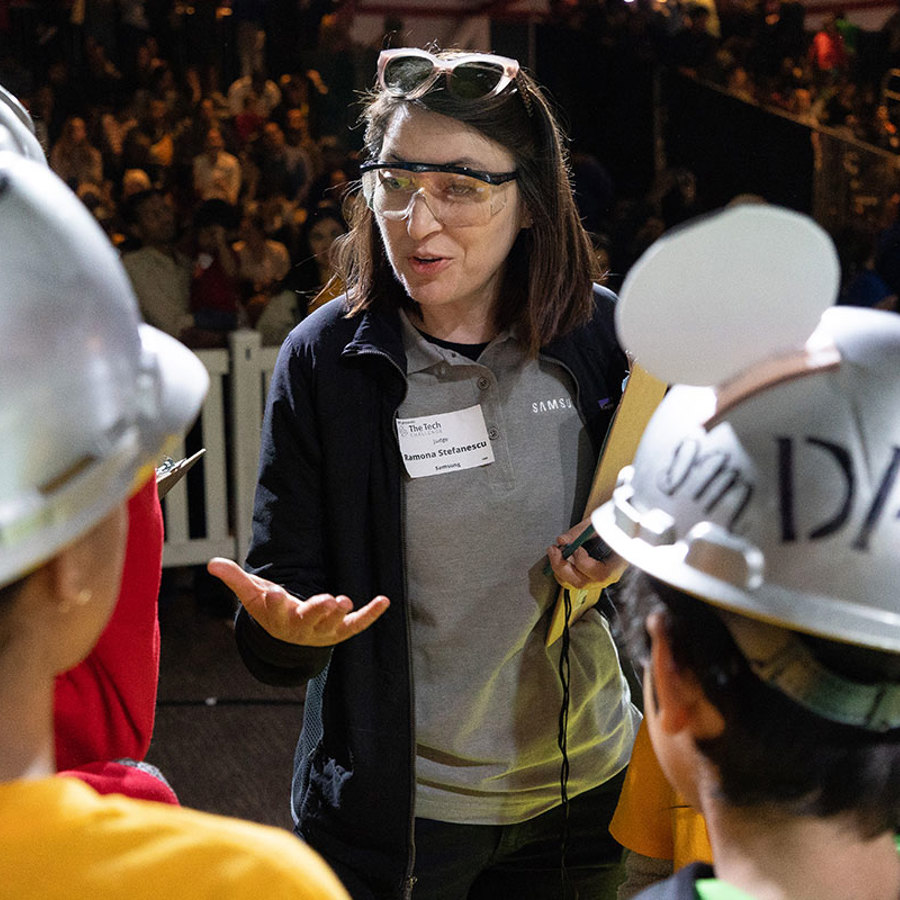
{"left": 646, "top": 611, "right": 726, "bottom": 741}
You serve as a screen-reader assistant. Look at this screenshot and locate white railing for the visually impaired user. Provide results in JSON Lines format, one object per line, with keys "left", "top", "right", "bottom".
{"left": 161, "top": 329, "right": 281, "bottom": 569}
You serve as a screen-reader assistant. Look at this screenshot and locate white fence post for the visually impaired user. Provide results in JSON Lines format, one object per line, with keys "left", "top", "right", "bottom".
{"left": 230, "top": 328, "right": 264, "bottom": 566}
{"left": 161, "top": 347, "right": 236, "bottom": 567}
{"left": 162, "top": 334, "right": 281, "bottom": 568}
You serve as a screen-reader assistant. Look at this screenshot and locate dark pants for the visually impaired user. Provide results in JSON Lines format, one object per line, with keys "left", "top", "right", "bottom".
{"left": 410, "top": 771, "right": 627, "bottom": 900}
{"left": 327, "top": 771, "right": 627, "bottom": 900}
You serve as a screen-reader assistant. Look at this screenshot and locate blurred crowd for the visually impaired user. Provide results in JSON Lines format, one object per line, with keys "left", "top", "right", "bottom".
{"left": 1, "top": 0, "right": 898, "bottom": 350}
{"left": 543, "top": 0, "right": 900, "bottom": 311}
{"left": 0, "top": 0, "right": 378, "bottom": 347}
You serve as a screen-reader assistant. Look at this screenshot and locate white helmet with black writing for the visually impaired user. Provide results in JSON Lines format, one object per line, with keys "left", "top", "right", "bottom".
{"left": 592, "top": 204, "right": 900, "bottom": 731}
{"left": 0, "top": 150, "right": 208, "bottom": 588}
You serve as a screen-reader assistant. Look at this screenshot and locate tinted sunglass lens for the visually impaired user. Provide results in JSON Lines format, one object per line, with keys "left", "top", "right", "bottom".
{"left": 449, "top": 62, "right": 504, "bottom": 98}
{"left": 383, "top": 57, "right": 435, "bottom": 94}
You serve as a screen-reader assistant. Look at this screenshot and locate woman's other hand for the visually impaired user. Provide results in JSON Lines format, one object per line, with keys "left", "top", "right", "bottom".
{"left": 546, "top": 516, "right": 627, "bottom": 591}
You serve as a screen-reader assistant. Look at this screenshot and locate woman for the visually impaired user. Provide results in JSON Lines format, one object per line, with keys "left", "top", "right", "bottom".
{"left": 285, "top": 203, "right": 349, "bottom": 314}
{"left": 254, "top": 204, "right": 349, "bottom": 346}
{"left": 212, "top": 47, "right": 639, "bottom": 899}
{"left": 0, "top": 149, "right": 349, "bottom": 899}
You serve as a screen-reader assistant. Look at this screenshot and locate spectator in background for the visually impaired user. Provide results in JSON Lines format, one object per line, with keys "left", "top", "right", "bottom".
{"left": 271, "top": 72, "right": 313, "bottom": 131}
{"left": 192, "top": 126, "right": 241, "bottom": 206}
{"left": 178, "top": 95, "right": 235, "bottom": 169}
{"left": 97, "top": 94, "right": 139, "bottom": 183}
{"left": 227, "top": 68, "right": 281, "bottom": 119}
{"left": 304, "top": 132, "right": 354, "bottom": 210}
{"left": 258, "top": 192, "right": 302, "bottom": 260}
{"left": 281, "top": 105, "right": 323, "bottom": 193}
{"left": 809, "top": 12, "right": 850, "bottom": 85}
{"left": 279, "top": 202, "right": 347, "bottom": 318}
{"left": 233, "top": 206, "right": 290, "bottom": 325}
{"left": 121, "top": 188, "right": 193, "bottom": 338}
{"left": 188, "top": 199, "right": 243, "bottom": 346}
{"left": 232, "top": 92, "right": 266, "bottom": 147}
{"left": 254, "top": 119, "right": 311, "bottom": 205}
{"left": 49, "top": 115, "right": 103, "bottom": 190}
{"left": 76, "top": 179, "right": 117, "bottom": 238}
{"left": 133, "top": 96, "right": 177, "bottom": 187}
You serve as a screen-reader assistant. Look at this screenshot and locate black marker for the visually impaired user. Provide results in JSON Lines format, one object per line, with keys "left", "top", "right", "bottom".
{"left": 543, "top": 523, "right": 612, "bottom": 575}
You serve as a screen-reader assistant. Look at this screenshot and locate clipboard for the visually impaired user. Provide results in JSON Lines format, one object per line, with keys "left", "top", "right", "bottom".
{"left": 156, "top": 449, "right": 205, "bottom": 499}
{"left": 545, "top": 363, "right": 666, "bottom": 646}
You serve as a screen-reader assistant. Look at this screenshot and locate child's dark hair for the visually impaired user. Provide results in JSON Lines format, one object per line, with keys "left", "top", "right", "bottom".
{"left": 617, "top": 567, "right": 900, "bottom": 837}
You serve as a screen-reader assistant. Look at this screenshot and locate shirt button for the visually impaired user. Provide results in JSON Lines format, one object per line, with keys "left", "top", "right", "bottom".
{"left": 477, "top": 376, "right": 490, "bottom": 391}
{"left": 488, "top": 426, "right": 500, "bottom": 440}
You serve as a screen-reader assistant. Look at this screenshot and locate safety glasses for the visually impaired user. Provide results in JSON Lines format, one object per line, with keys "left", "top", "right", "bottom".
{"left": 360, "top": 161, "right": 518, "bottom": 227}
{"left": 377, "top": 48, "right": 520, "bottom": 101}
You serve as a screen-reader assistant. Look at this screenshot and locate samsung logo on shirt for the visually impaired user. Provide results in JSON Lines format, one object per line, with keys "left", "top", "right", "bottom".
{"left": 531, "top": 397, "right": 575, "bottom": 414}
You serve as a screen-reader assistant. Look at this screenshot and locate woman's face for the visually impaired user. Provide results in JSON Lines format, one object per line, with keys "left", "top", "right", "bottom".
{"left": 309, "top": 217, "right": 345, "bottom": 258}
{"left": 374, "top": 105, "right": 527, "bottom": 327}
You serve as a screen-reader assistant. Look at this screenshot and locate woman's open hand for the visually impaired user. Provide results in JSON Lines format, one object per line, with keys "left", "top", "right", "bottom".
{"left": 207, "top": 557, "right": 390, "bottom": 647}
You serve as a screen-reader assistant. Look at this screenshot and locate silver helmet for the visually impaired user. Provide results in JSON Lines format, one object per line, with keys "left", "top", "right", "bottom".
{"left": 0, "top": 84, "right": 47, "bottom": 163}
{"left": 593, "top": 205, "right": 900, "bottom": 731}
{"left": 0, "top": 151, "right": 208, "bottom": 587}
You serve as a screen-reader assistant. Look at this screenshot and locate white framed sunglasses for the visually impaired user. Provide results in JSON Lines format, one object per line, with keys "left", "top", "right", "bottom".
{"left": 377, "top": 48, "right": 520, "bottom": 101}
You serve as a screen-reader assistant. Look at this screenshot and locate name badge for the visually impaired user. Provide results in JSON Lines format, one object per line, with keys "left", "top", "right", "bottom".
{"left": 397, "top": 405, "right": 495, "bottom": 478}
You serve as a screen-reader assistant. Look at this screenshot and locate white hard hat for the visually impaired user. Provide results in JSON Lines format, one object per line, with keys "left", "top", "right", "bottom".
{"left": 0, "top": 84, "right": 47, "bottom": 163}
{"left": 594, "top": 305, "right": 900, "bottom": 652}
{"left": 592, "top": 205, "right": 900, "bottom": 731}
{"left": 0, "top": 151, "right": 208, "bottom": 587}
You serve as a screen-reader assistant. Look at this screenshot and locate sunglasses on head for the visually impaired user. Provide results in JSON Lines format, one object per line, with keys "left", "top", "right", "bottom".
{"left": 377, "top": 48, "right": 520, "bottom": 101}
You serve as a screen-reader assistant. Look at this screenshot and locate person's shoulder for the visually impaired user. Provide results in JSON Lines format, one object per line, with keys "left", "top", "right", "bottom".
{"left": 98, "top": 786, "right": 348, "bottom": 897}
{"left": 591, "top": 281, "right": 619, "bottom": 314}
{"left": 121, "top": 245, "right": 152, "bottom": 267}
{"left": 631, "top": 861, "right": 716, "bottom": 899}
{"left": 6, "top": 778, "right": 349, "bottom": 899}
{"left": 283, "top": 295, "right": 358, "bottom": 355}
{"left": 569, "top": 282, "right": 619, "bottom": 340}
{"left": 138, "top": 803, "right": 348, "bottom": 897}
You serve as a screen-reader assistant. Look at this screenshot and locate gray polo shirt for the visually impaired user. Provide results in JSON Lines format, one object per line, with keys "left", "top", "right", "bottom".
{"left": 398, "top": 313, "right": 639, "bottom": 825}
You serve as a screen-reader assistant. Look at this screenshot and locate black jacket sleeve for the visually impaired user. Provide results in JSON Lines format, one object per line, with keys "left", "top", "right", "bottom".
{"left": 235, "top": 328, "right": 334, "bottom": 685}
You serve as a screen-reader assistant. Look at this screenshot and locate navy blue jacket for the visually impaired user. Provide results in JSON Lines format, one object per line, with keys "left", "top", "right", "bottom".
{"left": 633, "top": 863, "right": 715, "bottom": 899}
{"left": 235, "top": 287, "right": 627, "bottom": 898}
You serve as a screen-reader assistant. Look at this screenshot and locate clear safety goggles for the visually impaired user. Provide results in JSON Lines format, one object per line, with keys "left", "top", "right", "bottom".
{"left": 360, "top": 161, "right": 518, "bottom": 227}
{"left": 377, "top": 48, "right": 520, "bottom": 101}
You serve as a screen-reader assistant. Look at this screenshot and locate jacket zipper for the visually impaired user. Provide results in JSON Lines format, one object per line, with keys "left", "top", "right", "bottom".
{"left": 351, "top": 345, "right": 418, "bottom": 898}
{"left": 401, "top": 494, "right": 417, "bottom": 899}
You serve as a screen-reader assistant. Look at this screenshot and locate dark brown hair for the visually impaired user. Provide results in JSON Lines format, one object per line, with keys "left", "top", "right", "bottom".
{"left": 333, "top": 49, "right": 597, "bottom": 356}
{"left": 617, "top": 569, "right": 900, "bottom": 838}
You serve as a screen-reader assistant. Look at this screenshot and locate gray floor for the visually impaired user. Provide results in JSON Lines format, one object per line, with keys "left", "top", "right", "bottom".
{"left": 145, "top": 568, "right": 305, "bottom": 831}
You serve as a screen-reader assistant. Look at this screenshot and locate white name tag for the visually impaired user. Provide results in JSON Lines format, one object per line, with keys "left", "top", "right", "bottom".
{"left": 397, "top": 404, "right": 495, "bottom": 478}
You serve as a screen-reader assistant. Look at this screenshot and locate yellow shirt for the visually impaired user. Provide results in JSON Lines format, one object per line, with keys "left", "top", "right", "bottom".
{"left": 1, "top": 776, "right": 350, "bottom": 899}
{"left": 610, "top": 720, "right": 713, "bottom": 869}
